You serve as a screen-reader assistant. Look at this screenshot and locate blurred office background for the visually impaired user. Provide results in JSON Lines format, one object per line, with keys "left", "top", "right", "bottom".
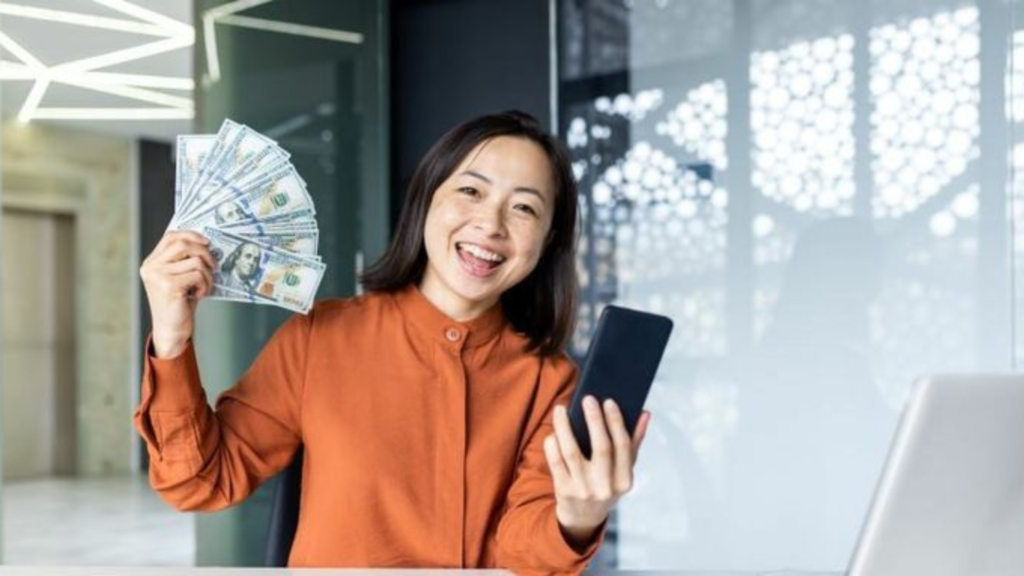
{"left": 0, "top": 0, "right": 1022, "bottom": 571}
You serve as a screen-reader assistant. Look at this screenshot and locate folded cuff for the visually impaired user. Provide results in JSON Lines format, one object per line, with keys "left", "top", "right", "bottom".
{"left": 144, "top": 335, "right": 206, "bottom": 413}
{"left": 540, "top": 505, "right": 608, "bottom": 573}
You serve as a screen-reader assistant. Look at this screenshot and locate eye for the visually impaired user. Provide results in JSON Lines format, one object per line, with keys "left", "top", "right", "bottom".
{"left": 457, "top": 186, "right": 479, "bottom": 197}
{"left": 514, "top": 204, "right": 538, "bottom": 217}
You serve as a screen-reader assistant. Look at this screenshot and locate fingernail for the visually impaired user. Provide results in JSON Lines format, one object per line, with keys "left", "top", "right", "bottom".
{"left": 585, "top": 396, "right": 598, "bottom": 410}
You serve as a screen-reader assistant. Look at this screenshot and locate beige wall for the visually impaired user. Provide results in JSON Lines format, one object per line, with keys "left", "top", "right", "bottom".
{"left": 1, "top": 122, "right": 134, "bottom": 476}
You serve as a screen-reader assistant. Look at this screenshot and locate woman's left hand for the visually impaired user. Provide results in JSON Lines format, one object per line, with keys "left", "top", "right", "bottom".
{"left": 543, "top": 395, "right": 651, "bottom": 547}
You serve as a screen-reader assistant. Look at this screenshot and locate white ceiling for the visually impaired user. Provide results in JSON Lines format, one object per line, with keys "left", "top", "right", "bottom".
{"left": 0, "top": 0, "right": 194, "bottom": 142}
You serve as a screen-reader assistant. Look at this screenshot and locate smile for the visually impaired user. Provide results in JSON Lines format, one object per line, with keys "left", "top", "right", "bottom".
{"left": 456, "top": 242, "right": 507, "bottom": 278}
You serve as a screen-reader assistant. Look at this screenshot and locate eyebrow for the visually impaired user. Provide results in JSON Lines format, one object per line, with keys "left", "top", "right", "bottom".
{"left": 461, "top": 170, "right": 546, "bottom": 202}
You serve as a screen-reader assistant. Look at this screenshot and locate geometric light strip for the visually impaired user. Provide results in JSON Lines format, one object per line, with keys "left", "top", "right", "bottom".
{"left": 0, "top": 63, "right": 193, "bottom": 90}
{"left": 0, "top": 4, "right": 172, "bottom": 36}
{"left": 30, "top": 108, "right": 194, "bottom": 120}
{"left": 0, "top": 1, "right": 194, "bottom": 122}
{"left": 202, "top": 0, "right": 364, "bottom": 84}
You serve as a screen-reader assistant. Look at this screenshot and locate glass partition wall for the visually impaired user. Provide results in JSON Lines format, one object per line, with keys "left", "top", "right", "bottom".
{"left": 559, "top": 0, "right": 1019, "bottom": 570}
{"left": 191, "top": 0, "right": 388, "bottom": 565}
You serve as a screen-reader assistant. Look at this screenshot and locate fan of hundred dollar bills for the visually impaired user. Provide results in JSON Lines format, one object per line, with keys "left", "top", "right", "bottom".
{"left": 171, "top": 119, "right": 325, "bottom": 314}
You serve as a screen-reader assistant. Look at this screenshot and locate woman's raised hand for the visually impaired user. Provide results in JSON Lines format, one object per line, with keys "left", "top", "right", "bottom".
{"left": 139, "top": 230, "right": 217, "bottom": 358}
{"left": 544, "top": 396, "right": 651, "bottom": 549}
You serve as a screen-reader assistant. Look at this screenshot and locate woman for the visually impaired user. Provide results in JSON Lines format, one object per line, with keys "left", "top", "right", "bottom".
{"left": 136, "top": 110, "right": 651, "bottom": 574}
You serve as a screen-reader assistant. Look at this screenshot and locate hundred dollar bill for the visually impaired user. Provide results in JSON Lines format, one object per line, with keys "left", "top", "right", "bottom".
{"left": 222, "top": 224, "right": 319, "bottom": 241}
{"left": 204, "top": 227, "right": 325, "bottom": 314}
{"left": 176, "top": 135, "right": 216, "bottom": 211}
{"left": 210, "top": 284, "right": 276, "bottom": 304}
{"left": 210, "top": 209, "right": 317, "bottom": 237}
{"left": 176, "top": 119, "right": 242, "bottom": 220}
{"left": 230, "top": 229, "right": 320, "bottom": 258}
{"left": 221, "top": 205, "right": 319, "bottom": 230}
{"left": 178, "top": 127, "right": 289, "bottom": 221}
{"left": 223, "top": 220, "right": 318, "bottom": 234}
{"left": 214, "top": 128, "right": 288, "bottom": 186}
{"left": 176, "top": 166, "right": 315, "bottom": 231}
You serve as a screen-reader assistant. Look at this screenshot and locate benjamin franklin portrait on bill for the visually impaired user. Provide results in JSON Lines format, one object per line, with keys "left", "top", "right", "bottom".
{"left": 217, "top": 242, "right": 263, "bottom": 293}
{"left": 214, "top": 200, "right": 252, "bottom": 226}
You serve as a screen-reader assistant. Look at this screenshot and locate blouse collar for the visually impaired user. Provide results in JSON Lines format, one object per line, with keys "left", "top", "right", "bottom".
{"left": 393, "top": 283, "right": 506, "bottom": 349}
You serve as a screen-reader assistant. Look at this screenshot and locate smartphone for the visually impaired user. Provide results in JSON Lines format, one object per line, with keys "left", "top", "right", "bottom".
{"left": 568, "top": 305, "right": 674, "bottom": 459}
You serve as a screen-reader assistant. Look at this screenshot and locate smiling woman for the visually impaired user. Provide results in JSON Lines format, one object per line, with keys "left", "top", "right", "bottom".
{"left": 362, "top": 110, "right": 580, "bottom": 355}
{"left": 135, "top": 110, "right": 650, "bottom": 573}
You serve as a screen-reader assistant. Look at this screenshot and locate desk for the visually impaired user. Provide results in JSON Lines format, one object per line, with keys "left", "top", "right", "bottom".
{"left": 0, "top": 565, "right": 507, "bottom": 569}
{"left": 0, "top": 570, "right": 507, "bottom": 576}
{"left": 0, "top": 565, "right": 839, "bottom": 569}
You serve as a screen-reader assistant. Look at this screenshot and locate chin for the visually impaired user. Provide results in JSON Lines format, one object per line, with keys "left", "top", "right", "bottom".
{"left": 449, "top": 278, "right": 503, "bottom": 307}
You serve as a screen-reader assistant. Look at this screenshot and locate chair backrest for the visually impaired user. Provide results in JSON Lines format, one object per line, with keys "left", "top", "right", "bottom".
{"left": 264, "top": 446, "right": 304, "bottom": 567}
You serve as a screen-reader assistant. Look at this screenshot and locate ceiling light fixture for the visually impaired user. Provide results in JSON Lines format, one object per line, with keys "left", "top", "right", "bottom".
{"left": 202, "top": 0, "right": 363, "bottom": 84}
{"left": 217, "top": 15, "right": 364, "bottom": 44}
{"left": 19, "top": 79, "right": 50, "bottom": 123}
{"left": 0, "top": 31, "right": 44, "bottom": 70}
{"left": 91, "top": 0, "right": 193, "bottom": 36}
{"left": 0, "top": 63, "right": 193, "bottom": 90}
{"left": 31, "top": 108, "right": 195, "bottom": 121}
{"left": 0, "top": 1, "right": 194, "bottom": 123}
{"left": 53, "top": 35, "right": 193, "bottom": 73}
{"left": 0, "top": 4, "right": 173, "bottom": 36}
{"left": 63, "top": 70, "right": 194, "bottom": 91}
{"left": 202, "top": 0, "right": 273, "bottom": 83}
{"left": 58, "top": 77, "right": 193, "bottom": 110}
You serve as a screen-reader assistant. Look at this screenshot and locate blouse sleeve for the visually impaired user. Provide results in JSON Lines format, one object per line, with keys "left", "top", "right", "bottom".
{"left": 133, "top": 311, "right": 311, "bottom": 512}
{"left": 494, "top": 353, "right": 608, "bottom": 575}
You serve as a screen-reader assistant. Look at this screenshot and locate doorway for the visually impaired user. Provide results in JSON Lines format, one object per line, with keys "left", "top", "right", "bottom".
{"left": 1, "top": 208, "right": 77, "bottom": 479}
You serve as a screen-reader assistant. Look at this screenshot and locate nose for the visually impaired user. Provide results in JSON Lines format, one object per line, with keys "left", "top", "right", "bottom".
{"left": 471, "top": 200, "right": 507, "bottom": 237}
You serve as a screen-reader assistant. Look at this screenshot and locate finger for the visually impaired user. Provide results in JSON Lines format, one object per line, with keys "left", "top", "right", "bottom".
{"left": 164, "top": 255, "right": 211, "bottom": 276}
{"left": 552, "top": 404, "right": 586, "bottom": 478}
{"left": 543, "top": 434, "right": 572, "bottom": 487}
{"left": 153, "top": 231, "right": 211, "bottom": 261}
{"left": 631, "top": 411, "right": 652, "bottom": 464}
{"left": 166, "top": 229, "right": 210, "bottom": 247}
{"left": 603, "top": 399, "right": 635, "bottom": 491}
{"left": 172, "top": 270, "right": 207, "bottom": 299}
{"left": 194, "top": 266, "right": 214, "bottom": 299}
{"left": 192, "top": 246, "right": 217, "bottom": 271}
{"left": 175, "top": 247, "right": 217, "bottom": 274}
{"left": 583, "top": 395, "right": 614, "bottom": 468}
{"left": 157, "top": 238, "right": 210, "bottom": 266}
{"left": 152, "top": 230, "right": 208, "bottom": 258}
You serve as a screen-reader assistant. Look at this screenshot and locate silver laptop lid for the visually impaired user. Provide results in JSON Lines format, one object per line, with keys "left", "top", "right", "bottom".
{"left": 848, "top": 374, "right": 1024, "bottom": 576}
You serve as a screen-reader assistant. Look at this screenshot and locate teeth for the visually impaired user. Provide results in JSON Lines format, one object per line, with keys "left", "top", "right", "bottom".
{"left": 459, "top": 242, "right": 505, "bottom": 263}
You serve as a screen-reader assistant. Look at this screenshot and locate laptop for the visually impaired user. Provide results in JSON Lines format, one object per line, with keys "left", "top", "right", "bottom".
{"left": 848, "top": 374, "right": 1024, "bottom": 576}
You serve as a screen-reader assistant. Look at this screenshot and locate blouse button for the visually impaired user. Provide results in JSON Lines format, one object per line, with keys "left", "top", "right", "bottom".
{"left": 445, "top": 327, "right": 461, "bottom": 342}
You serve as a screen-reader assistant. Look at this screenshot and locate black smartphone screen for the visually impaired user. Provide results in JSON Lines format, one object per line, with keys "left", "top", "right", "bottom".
{"left": 567, "top": 305, "right": 673, "bottom": 459}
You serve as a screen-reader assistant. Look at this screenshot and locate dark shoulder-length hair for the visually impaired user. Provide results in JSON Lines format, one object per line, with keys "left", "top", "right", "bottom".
{"left": 360, "top": 110, "right": 578, "bottom": 356}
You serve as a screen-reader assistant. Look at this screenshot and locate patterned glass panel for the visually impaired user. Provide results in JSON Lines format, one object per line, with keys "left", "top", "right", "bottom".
{"left": 559, "top": 0, "right": 1017, "bottom": 570}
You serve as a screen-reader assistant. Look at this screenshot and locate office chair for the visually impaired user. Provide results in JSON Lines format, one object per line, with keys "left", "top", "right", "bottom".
{"left": 265, "top": 446, "right": 304, "bottom": 567}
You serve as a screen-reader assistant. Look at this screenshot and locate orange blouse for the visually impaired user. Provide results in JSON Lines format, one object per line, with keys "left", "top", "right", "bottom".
{"left": 133, "top": 284, "right": 605, "bottom": 573}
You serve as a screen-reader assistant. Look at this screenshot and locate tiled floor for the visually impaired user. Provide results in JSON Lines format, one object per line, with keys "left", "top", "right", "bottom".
{"left": 3, "top": 475, "right": 194, "bottom": 565}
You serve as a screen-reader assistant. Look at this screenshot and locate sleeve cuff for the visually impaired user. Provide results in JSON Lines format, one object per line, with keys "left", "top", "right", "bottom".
{"left": 144, "top": 335, "right": 206, "bottom": 412}
{"left": 544, "top": 508, "right": 607, "bottom": 570}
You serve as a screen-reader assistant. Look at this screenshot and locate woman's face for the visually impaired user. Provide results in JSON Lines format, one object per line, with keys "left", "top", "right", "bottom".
{"left": 420, "top": 136, "right": 556, "bottom": 318}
